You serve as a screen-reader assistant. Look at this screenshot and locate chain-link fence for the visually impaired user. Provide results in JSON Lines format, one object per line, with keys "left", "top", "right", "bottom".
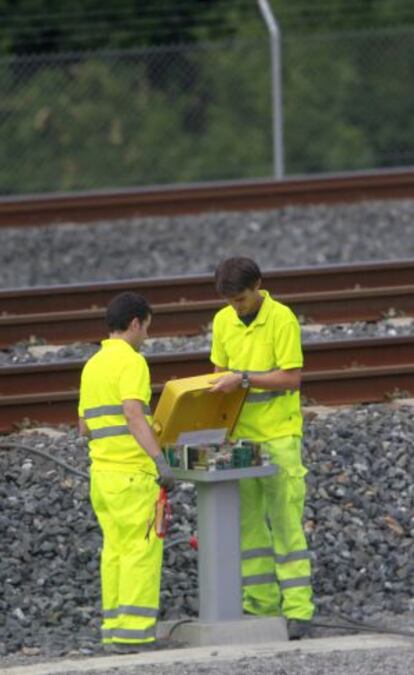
{"left": 0, "top": 27, "right": 414, "bottom": 194}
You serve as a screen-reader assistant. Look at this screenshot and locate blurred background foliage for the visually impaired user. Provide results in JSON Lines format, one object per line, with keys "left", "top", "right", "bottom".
{"left": 0, "top": 0, "right": 413, "bottom": 193}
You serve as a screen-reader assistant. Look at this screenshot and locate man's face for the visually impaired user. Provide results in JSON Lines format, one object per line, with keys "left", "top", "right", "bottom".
{"left": 226, "top": 283, "right": 261, "bottom": 317}
{"left": 131, "top": 315, "right": 151, "bottom": 348}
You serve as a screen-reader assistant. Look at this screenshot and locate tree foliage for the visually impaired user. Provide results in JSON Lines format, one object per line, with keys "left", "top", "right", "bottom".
{"left": 0, "top": 0, "right": 413, "bottom": 192}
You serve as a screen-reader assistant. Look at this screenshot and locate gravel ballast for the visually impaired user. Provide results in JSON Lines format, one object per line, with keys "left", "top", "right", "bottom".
{"left": 44, "top": 647, "right": 414, "bottom": 675}
{"left": 1, "top": 199, "right": 414, "bottom": 288}
{"left": 0, "top": 402, "right": 414, "bottom": 661}
{"left": 1, "top": 318, "right": 414, "bottom": 366}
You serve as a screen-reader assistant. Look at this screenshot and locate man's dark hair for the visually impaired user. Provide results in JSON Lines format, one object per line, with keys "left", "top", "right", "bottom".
{"left": 106, "top": 292, "right": 152, "bottom": 331}
{"left": 215, "top": 257, "right": 262, "bottom": 296}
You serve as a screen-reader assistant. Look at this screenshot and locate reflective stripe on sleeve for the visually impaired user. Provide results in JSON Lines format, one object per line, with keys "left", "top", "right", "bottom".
{"left": 243, "top": 573, "right": 277, "bottom": 586}
{"left": 242, "top": 547, "right": 274, "bottom": 560}
{"left": 279, "top": 576, "right": 311, "bottom": 590}
{"left": 230, "top": 368, "right": 276, "bottom": 375}
{"left": 275, "top": 550, "right": 311, "bottom": 564}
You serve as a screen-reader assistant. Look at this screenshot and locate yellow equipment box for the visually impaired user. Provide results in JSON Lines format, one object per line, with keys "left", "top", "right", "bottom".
{"left": 152, "top": 372, "right": 247, "bottom": 446}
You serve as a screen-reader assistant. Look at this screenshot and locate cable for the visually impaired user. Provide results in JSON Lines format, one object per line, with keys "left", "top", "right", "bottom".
{"left": 166, "top": 618, "right": 194, "bottom": 639}
{"left": 305, "top": 613, "right": 414, "bottom": 639}
{"left": 331, "top": 612, "right": 414, "bottom": 639}
{"left": 0, "top": 440, "right": 88, "bottom": 480}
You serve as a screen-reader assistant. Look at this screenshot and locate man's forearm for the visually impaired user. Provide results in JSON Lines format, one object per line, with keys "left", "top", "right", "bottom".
{"left": 127, "top": 416, "right": 162, "bottom": 460}
{"left": 78, "top": 417, "right": 90, "bottom": 437}
{"left": 210, "top": 367, "right": 301, "bottom": 393}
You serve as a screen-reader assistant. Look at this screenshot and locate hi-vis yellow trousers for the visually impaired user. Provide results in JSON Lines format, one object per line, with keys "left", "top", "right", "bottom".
{"left": 240, "top": 436, "right": 314, "bottom": 620}
{"left": 90, "top": 469, "right": 162, "bottom": 645}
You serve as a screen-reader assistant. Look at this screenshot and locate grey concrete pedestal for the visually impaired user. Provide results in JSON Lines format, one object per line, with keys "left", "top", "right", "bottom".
{"left": 159, "top": 465, "right": 288, "bottom": 646}
{"left": 158, "top": 616, "right": 288, "bottom": 646}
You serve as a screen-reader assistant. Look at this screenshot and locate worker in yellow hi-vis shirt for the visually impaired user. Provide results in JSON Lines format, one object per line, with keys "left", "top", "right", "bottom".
{"left": 78, "top": 292, "right": 175, "bottom": 654}
{"left": 209, "top": 258, "right": 314, "bottom": 640}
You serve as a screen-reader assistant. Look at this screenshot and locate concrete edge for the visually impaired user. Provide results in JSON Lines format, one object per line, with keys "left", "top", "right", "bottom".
{"left": 1, "top": 634, "right": 413, "bottom": 675}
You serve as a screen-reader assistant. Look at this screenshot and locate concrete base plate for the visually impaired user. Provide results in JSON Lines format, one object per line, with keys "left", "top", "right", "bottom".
{"left": 157, "top": 616, "right": 288, "bottom": 646}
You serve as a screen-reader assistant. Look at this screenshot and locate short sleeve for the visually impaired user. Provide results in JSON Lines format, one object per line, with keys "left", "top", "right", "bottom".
{"left": 275, "top": 319, "right": 303, "bottom": 370}
{"left": 119, "top": 355, "right": 150, "bottom": 403}
{"left": 210, "top": 314, "right": 228, "bottom": 368}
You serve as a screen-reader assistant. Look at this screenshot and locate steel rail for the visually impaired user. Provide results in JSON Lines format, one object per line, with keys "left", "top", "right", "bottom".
{"left": 1, "top": 259, "right": 414, "bottom": 316}
{"left": 1, "top": 168, "right": 414, "bottom": 227}
{"left": 0, "top": 284, "right": 413, "bottom": 347}
{"left": 1, "top": 364, "right": 413, "bottom": 432}
{"left": 1, "top": 335, "right": 414, "bottom": 397}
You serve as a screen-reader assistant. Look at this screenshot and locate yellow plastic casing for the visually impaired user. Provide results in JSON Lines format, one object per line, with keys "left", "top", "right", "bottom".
{"left": 152, "top": 372, "right": 247, "bottom": 446}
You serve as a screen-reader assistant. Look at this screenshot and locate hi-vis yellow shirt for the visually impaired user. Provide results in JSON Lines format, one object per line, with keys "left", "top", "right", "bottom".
{"left": 78, "top": 339, "right": 155, "bottom": 472}
{"left": 210, "top": 291, "right": 303, "bottom": 441}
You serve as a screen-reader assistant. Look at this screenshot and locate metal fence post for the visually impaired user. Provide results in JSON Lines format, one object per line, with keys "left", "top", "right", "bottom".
{"left": 257, "top": 0, "right": 284, "bottom": 179}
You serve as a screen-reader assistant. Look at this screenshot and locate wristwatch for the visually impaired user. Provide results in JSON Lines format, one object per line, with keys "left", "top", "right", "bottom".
{"left": 241, "top": 371, "right": 250, "bottom": 389}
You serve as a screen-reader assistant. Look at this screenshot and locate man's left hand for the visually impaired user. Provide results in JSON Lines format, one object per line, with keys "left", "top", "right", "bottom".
{"left": 209, "top": 373, "right": 242, "bottom": 393}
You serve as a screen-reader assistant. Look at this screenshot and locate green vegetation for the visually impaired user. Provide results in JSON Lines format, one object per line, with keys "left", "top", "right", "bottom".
{"left": 0, "top": 1, "right": 413, "bottom": 193}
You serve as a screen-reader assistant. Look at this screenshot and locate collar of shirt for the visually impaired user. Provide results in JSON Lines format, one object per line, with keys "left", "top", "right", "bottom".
{"left": 232, "top": 290, "right": 272, "bottom": 329}
{"left": 101, "top": 338, "right": 138, "bottom": 355}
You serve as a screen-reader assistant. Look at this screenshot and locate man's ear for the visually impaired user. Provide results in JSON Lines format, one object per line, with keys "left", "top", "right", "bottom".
{"left": 130, "top": 316, "right": 141, "bottom": 330}
{"left": 254, "top": 279, "right": 262, "bottom": 291}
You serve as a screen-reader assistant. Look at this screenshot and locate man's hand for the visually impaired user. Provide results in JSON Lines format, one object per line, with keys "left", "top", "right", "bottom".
{"left": 154, "top": 453, "right": 175, "bottom": 491}
{"left": 209, "top": 372, "right": 242, "bottom": 393}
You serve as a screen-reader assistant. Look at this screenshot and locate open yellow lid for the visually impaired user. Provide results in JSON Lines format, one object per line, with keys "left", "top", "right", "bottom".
{"left": 152, "top": 372, "right": 247, "bottom": 446}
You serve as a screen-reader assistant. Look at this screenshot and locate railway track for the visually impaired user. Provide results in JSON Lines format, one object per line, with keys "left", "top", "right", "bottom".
{"left": 1, "top": 168, "right": 414, "bottom": 227}
{"left": 1, "top": 259, "right": 413, "bottom": 431}
{"left": 1, "top": 335, "right": 413, "bottom": 432}
{"left": 0, "top": 260, "right": 413, "bottom": 347}
{"left": 1, "top": 259, "right": 413, "bottom": 314}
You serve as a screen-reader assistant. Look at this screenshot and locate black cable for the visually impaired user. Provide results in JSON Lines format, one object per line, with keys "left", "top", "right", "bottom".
{"left": 331, "top": 612, "right": 414, "bottom": 639}
{"left": 166, "top": 618, "right": 194, "bottom": 640}
{"left": 0, "top": 440, "right": 89, "bottom": 480}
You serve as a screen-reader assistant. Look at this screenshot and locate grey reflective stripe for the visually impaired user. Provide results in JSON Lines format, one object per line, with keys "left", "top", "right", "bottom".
{"left": 103, "top": 608, "right": 118, "bottom": 619}
{"left": 275, "top": 550, "right": 311, "bottom": 564}
{"left": 84, "top": 404, "right": 151, "bottom": 419}
{"left": 117, "top": 605, "right": 158, "bottom": 618}
{"left": 242, "top": 547, "right": 274, "bottom": 560}
{"left": 246, "top": 391, "right": 287, "bottom": 403}
{"left": 279, "top": 576, "right": 311, "bottom": 590}
{"left": 84, "top": 405, "right": 124, "bottom": 419}
{"left": 230, "top": 368, "right": 276, "bottom": 375}
{"left": 102, "top": 627, "right": 156, "bottom": 640}
{"left": 90, "top": 425, "right": 130, "bottom": 439}
{"left": 103, "top": 605, "right": 158, "bottom": 619}
{"left": 243, "top": 573, "right": 277, "bottom": 586}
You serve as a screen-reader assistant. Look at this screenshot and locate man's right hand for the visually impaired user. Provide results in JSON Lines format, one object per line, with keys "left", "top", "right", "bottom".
{"left": 154, "top": 453, "right": 176, "bottom": 491}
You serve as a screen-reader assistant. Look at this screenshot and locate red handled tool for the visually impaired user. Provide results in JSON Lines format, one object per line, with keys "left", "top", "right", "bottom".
{"left": 154, "top": 487, "right": 172, "bottom": 538}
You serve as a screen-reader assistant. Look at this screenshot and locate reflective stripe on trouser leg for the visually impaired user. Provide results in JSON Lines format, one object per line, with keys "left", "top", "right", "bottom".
{"left": 261, "top": 436, "right": 314, "bottom": 620}
{"left": 90, "top": 470, "right": 163, "bottom": 644}
{"left": 240, "top": 477, "right": 281, "bottom": 616}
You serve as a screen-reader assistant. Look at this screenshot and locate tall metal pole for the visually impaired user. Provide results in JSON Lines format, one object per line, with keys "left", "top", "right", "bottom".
{"left": 257, "top": 0, "right": 284, "bottom": 179}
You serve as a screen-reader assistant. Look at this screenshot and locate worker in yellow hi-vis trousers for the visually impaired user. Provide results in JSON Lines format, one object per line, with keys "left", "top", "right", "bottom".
{"left": 78, "top": 292, "right": 175, "bottom": 654}
{"left": 209, "top": 258, "right": 314, "bottom": 640}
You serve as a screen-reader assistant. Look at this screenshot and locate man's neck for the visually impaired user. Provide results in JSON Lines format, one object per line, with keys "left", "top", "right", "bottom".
{"left": 109, "top": 332, "right": 135, "bottom": 349}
